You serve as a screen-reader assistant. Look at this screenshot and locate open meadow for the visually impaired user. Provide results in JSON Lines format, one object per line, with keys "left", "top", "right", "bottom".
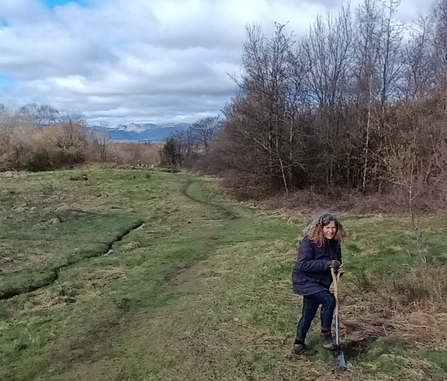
{"left": 1, "top": 168, "right": 447, "bottom": 381}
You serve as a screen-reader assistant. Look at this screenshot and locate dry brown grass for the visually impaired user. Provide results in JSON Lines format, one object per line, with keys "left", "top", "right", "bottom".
{"left": 106, "top": 142, "right": 161, "bottom": 166}
{"left": 384, "top": 265, "right": 447, "bottom": 312}
{"left": 0, "top": 171, "right": 25, "bottom": 179}
{"left": 339, "top": 311, "right": 447, "bottom": 352}
{"left": 256, "top": 187, "right": 447, "bottom": 215}
{"left": 335, "top": 263, "right": 447, "bottom": 352}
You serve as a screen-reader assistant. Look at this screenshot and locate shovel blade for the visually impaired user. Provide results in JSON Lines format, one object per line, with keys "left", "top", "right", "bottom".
{"left": 334, "top": 352, "right": 347, "bottom": 374}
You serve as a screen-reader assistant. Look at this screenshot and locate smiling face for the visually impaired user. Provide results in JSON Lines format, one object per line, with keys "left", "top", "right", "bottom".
{"left": 322, "top": 221, "right": 337, "bottom": 240}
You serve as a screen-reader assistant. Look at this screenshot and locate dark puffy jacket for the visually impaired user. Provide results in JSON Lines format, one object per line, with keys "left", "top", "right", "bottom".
{"left": 292, "top": 236, "right": 342, "bottom": 296}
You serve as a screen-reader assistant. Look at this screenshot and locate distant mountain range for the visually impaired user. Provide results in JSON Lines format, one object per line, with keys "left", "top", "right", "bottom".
{"left": 89, "top": 122, "right": 191, "bottom": 143}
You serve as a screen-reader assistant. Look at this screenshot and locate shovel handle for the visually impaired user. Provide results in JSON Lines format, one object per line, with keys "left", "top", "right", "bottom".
{"left": 331, "top": 267, "right": 347, "bottom": 371}
{"left": 331, "top": 267, "right": 342, "bottom": 346}
{"left": 330, "top": 267, "right": 341, "bottom": 316}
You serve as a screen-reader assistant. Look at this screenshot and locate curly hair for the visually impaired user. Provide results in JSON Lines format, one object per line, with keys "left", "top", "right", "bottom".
{"left": 303, "top": 212, "right": 346, "bottom": 246}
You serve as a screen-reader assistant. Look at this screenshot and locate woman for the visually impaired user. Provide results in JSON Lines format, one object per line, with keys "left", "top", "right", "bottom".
{"left": 291, "top": 212, "right": 346, "bottom": 355}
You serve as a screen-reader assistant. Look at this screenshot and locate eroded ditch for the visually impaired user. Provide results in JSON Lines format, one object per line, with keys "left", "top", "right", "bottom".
{"left": 0, "top": 220, "right": 145, "bottom": 300}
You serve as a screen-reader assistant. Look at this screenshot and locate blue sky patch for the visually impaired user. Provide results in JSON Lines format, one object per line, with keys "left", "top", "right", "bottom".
{"left": 0, "top": 75, "right": 15, "bottom": 89}
{"left": 39, "top": 0, "right": 89, "bottom": 9}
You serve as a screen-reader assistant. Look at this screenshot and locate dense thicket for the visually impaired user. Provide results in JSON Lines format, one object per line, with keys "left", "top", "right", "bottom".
{"left": 203, "top": 0, "right": 447, "bottom": 204}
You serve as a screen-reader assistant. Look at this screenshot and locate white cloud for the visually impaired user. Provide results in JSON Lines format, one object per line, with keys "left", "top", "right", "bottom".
{"left": 0, "top": 0, "right": 433, "bottom": 126}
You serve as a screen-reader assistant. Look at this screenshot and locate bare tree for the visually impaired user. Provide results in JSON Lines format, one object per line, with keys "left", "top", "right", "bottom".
{"left": 191, "top": 116, "right": 223, "bottom": 155}
{"left": 352, "top": 0, "right": 406, "bottom": 192}
{"left": 403, "top": 16, "right": 437, "bottom": 100}
{"left": 236, "top": 23, "right": 299, "bottom": 193}
{"left": 301, "top": 6, "right": 354, "bottom": 186}
{"left": 58, "top": 111, "right": 87, "bottom": 127}
{"left": 433, "top": 0, "right": 447, "bottom": 80}
{"left": 16, "top": 103, "right": 59, "bottom": 127}
{"left": 37, "top": 104, "right": 59, "bottom": 126}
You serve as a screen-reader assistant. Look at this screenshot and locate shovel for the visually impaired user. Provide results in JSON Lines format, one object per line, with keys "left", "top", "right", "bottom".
{"left": 331, "top": 267, "right": 347, "bottom": 374}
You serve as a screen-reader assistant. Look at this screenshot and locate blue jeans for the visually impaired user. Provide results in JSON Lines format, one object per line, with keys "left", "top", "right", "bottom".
{"left": 296, "top": 289, "right": 335, "bottom": 340}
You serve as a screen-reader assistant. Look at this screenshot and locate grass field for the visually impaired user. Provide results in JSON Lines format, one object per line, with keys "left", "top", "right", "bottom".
{"left": 1, "top": 168, "right": 447, "bottom": 381}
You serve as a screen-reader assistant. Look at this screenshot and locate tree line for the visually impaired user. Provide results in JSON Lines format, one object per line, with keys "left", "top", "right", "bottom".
{"left": 3, "top": 0, "right": 447, "bottom": 211}
{"left": 0, "top": 103, "right": 159, "bottom": 171}
{"left": 189, "top": 0, "right": 447, "bottom": 207}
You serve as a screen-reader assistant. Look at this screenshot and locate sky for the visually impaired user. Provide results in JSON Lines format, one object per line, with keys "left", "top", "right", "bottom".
{"left": 0, "top": 0, "right": 433, "bottom": 127}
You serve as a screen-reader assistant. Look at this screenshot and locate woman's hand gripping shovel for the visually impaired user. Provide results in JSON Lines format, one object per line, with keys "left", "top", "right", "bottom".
{"left": 331, "top": 267, "right": 347, "bottom": 374}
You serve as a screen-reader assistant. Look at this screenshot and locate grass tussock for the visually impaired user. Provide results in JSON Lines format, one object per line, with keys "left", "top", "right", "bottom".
{"left": 386, "top": 264, "right": 447, "bottom": 312}
{"left": 345, "top": 264, "right": 447, "bottom": 314}
{"left": 337, "top": 263, "right": 447, "bottom": 354}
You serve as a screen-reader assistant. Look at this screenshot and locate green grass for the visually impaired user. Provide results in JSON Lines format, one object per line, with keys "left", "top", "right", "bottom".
{"left": 0, "top": 168, "right": 446, "bottom": 380}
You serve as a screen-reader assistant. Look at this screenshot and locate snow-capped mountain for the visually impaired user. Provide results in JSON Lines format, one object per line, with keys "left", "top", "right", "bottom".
{"left": 116, "top": 123, "right": 155, "bottom": 133}
{"left": 90, "top": 122, "right": 191, "bottom": 143}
